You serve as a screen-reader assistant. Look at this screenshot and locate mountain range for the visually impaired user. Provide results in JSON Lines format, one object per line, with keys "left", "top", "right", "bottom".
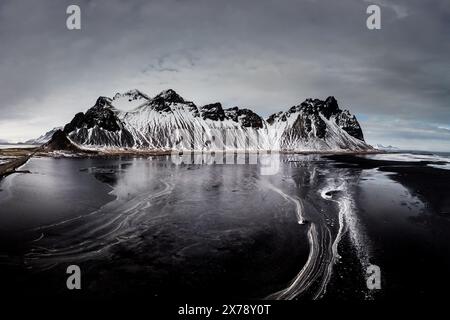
{"left": 24, "top": 127, "right": 62, "bottom": 145}
{"left": 39, "top": 89, "right": 370, "bottom": 152}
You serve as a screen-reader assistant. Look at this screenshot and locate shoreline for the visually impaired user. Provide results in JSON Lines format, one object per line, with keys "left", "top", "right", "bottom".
{"left": 1, "top": 146, "right": 383, "bottom": 157}
{"left": 0, "top": 151, "right": 36, "bottom": 179}
{"left": 0, "top": 146, "right": 383, "bottom": 177}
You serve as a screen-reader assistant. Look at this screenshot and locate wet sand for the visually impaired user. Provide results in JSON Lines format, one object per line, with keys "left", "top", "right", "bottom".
{"left": 2, "top": 151, "right": 449, "bottom": 301}
{"left": 0, "top": 149, "right": 37, "bottom": 178}
{"left": 325, "top": 154, "right": 450, "bottom": 215}
{"left": 325, "top": 153, "right": 450, "bottom": 300}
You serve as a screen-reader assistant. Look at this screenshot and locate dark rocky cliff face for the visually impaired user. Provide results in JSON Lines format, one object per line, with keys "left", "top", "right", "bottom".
{"left": 150, "top": 89, "right": 186, "bottom": 112}
{"left": 147, "top": 89, "right": 199, "bottom": 115}
{"left": 267, "top": 96, "right": 364, "bottom": 141}
{"left": 335, "top": 110, "right": 364, "bottom": 141}
{"left": 43, "top": 130, "right": 80, "bottom": 151}
{"left": 63, "top": 97, "right": 134, "bottom": 147}
{"left": 201, "top": 103, "right": 226, "bottom": 121}
{"left": 52, "top": 89, "right": 368, "bottom": 151}
{"left": 63, "top": 97, "right": 122, "bottom": 133}
{"left": 224, "top": 107, "right": 264, "bottom": 129}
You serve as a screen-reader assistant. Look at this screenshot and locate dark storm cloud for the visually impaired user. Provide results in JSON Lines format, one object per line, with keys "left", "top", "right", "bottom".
{"left": 0, "top": 0, "right": 449, "bottom": 150}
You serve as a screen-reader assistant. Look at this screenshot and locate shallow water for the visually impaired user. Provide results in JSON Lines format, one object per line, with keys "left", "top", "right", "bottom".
{"left": 0, "top": 144, "right": 36, "bottom": 149}
{"left": 0, "top": 154, "right": 449, "bottom": 300}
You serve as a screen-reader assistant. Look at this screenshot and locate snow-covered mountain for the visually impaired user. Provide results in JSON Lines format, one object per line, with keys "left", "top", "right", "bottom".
{"left": 51, "top": 89, "right": 370, "bottom": 152}
{"left": 24, "top": 127, "right": 62, "bottom": 145}
{"left": 266, "top": 96, "right": 367, "bottom": 150}
{"left": 372, "top": 144, "right": 399, "bottom": 151}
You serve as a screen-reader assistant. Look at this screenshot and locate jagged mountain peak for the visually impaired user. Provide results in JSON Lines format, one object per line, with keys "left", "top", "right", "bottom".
{"left": 201, "top": 102, "right": 226, "bottom": 121}
{"left": 43, "top": 130, "right": 81, "bottom": 152}
{"left": 54, "top": 90, "right": 369, "bottom": 151}
{"left": 94, "top": 96, "right": 113, "bottom": 108}
{"left": 325, "top": 95, "right": 337, "bottom": 104}
{"left": 266, "top": 96, "right": 365, "bottom": 143}
{"left": 224, "top": 107, "right": 264, "bottom": 128}
{"left": 111, "top": 90, "right": 150, "bottom": 111}
{"left": 63, "top": 96, "right": 123, "bottom": 134}
{"left": 153, "top": 89, "right": 185, "bottom": 104}
{"left": 284, "top": 96, "right": 341, "bottom": 119}
{"left": 139, "top": 89, "right": 190, "bottom": 113}
{"left": 114, "top": 89, "right": 149, "bottom": 100}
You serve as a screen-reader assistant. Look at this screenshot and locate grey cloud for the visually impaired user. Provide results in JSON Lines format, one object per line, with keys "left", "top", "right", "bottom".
{"left": 0, "top": 0, "right": 449, "bottom": 150}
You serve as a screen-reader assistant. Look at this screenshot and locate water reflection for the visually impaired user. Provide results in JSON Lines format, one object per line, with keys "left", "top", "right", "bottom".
{"left": 0, "top": 154, "right": 439, "bottom": 299}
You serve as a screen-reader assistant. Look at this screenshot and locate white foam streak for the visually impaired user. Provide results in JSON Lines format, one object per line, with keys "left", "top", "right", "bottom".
{"left": 25, "top": 179, "right": 174, "bottom": 268}
{"left": 263, "top": 182, "right": 305, "bottom": 224}
{"left": 268, "top": 224, "right": 320, "bottom": 300}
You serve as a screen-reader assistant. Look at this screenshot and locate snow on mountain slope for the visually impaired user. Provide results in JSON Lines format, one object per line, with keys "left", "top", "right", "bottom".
{"left": 57, "top": 89, "right": 371, "bottom": 152}
{"left": 372, "top": 144, "right": 399, "bottom": 151}
{"left": 111, "top": 89, "right": 150, "bottom": 110}
{"left": 24, "top": 126, "right": 63, "bottom": 145}
{"left": 267, "top": 97, "right": 367, "bottom": 151}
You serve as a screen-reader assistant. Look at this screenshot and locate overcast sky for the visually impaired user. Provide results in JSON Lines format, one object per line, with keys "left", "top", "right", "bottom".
{"left": 0, "top": 0, "right": 449, "bottom": 151}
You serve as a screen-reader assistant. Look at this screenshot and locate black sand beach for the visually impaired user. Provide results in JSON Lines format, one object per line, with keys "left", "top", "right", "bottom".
{"left": 0, "top": 152, "right": 449, "bottom": 301}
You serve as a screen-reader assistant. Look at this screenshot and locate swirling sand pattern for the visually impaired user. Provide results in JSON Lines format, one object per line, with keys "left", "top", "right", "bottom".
{"left": 25, "top": 179, "right": 175, "bottom": 269}
{"left": 265, "top": 173, "right": 371, "bottom": 300}
{"left": 23, "top": 157, "right": 371, "bottom": 300}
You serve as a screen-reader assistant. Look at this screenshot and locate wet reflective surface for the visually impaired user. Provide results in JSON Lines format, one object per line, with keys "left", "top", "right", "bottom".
{"left": 0, "top": 153, "right": 449, "bottom": 300}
